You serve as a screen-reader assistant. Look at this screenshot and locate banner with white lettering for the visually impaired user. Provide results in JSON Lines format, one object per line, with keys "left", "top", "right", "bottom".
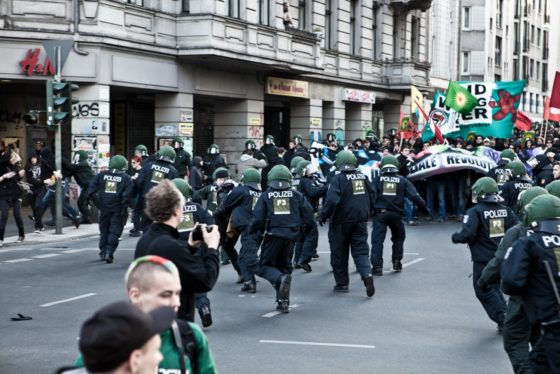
{"left": 422, "top": 80, "right": 526, "bottom": 142}
{"left": 408, "top": 145, "right": 496, "bottom": 182}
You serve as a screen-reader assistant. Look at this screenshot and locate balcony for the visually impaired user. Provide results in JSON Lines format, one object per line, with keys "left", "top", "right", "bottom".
{"left": 176, "top": 15, "right": 323, "bottom": 73}
{"left": 383, "top": 58, "right": 431, "bottom": 88}
{"left": 390, "top": 0, "right": 433, "bottom": 13}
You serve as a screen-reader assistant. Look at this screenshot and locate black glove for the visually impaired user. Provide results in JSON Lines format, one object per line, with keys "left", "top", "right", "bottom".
{"left": 477, "top": 277, "right": 490, "bottom": 291}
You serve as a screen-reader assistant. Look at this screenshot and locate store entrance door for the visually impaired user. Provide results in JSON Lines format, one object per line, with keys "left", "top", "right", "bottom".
{"left": 264, "top": 106, "right": 290, "bottom": 148}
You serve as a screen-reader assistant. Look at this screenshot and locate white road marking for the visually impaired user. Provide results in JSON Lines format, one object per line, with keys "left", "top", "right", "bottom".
{"left": 40, "top": 293, "right": 97, "bottom": 307}
{"left": 4, "top": 258, "right": 33, "bottom": 263}
{"left": 33, "top": 254, "right": 62, "bottom": 259}
{"left": 262, "top": 304, "right": 299, "bottom": 318}
{"left": 259, "top": 340, "right": 375, "bottom": 349}
{"left": 404, "top": 252, "right": 419, "bottom": 255}
{"left": 402, "top": 258, "right": 425, "bottom": 268}
{"left": 61, "top": 249, "right": 89, "bottom": 254}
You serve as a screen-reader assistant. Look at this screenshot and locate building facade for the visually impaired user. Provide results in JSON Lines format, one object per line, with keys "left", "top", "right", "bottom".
{"left": 0, "top": 0, "right": 432, "bottom": 172}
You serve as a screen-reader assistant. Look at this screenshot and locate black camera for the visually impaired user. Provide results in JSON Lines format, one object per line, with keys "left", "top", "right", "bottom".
{"left": 191, "top": 225, "right": 213, "bottom": 241}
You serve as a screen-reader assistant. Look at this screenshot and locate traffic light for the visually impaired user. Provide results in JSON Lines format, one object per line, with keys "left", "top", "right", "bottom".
{"left": 46, "top": 79, "right": 79, "bottom": 128}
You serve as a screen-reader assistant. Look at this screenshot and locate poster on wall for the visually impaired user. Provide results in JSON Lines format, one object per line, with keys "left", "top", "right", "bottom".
{"left": 72, "top": 135, "right": 98, "bottom": 167}
{"left": 72, "top": 118, "right": 110, "bottom": 135}
{"left": 158, "top": 137, "right": 174, "bottom": 149}
{"left": 155, "top": 123, "right": 178, "bottom": 137}
{"left": 97, "top": 135, "right": 110, "bottom": 169}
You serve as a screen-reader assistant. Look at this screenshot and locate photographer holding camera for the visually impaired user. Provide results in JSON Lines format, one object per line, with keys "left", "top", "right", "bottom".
{"left": 134, "top": 180, "right": 221, "bottom": 322}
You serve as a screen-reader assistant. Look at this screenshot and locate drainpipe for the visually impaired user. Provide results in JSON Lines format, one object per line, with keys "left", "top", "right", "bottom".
{"left": 73, "top": 0, "right": 89, "bottom": 56}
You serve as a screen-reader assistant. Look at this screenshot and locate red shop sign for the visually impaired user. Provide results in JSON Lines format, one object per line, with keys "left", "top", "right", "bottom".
{"left": 20, "top": 48, "right": 55, "bottom": 77}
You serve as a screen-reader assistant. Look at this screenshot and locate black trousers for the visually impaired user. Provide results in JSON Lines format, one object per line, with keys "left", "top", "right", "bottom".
{"left": 258, "top": 235, "right": 294, "bottom": 289}
{"left": 99, "top": 210, "right": 124, "bottom": 256}
{"left": 328, "top": 221, "right": 371, "bottom": 286}
{"left": 370, "top": 211, "right": 405, "bottom": 269}
{"left": 472, "top": 261, "right": 506, "bottom": 325}
{"left": 530, "top": 319, "right": 560, "bottom": 374}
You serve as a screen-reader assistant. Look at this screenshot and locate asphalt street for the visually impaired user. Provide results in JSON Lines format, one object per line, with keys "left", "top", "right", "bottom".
{"left": 0, "top": 221, "right": 513, "bottom": 374}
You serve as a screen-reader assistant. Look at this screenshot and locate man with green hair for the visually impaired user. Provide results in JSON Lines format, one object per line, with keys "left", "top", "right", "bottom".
{"left": 479, "top": 186, "right": 547, "bottom": 373}
{"left": 452, "top": 177, "right": 519, "bottom": 331}
{"left": 86, "top": 155, "right": 133, "bottom": 263}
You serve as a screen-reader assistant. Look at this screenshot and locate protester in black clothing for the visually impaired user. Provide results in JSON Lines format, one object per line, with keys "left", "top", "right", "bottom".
{"left": 203, "top": 144, "right": 227, "bottom": 179}
{"left": 283, "top": 140, "right": 297, "bottom": 170}
{"left": 25, "top": 155, "right": 47, "bottom": 233}
{"left": 173, "top": 137, "right": 192, "bottom": 179}
{"left": 261, "top": 147, "right": 285, "bottom": 191}
{"left": 0, "top": 147, "right": 25, "bottom": 246}
{"left": 189, "top": 156, "right": 205, "bottom": 189}
{"left": 63, "top": 151, "right": 95, "bottom": 224}
{"left": 532, "top": 148, "right": 559, "bottom": 186}
{"left": 260, "top": 135, "right": 278, "bottom": 161}
{"left": 134, "top": 180, "right": 220, "bottom": 322}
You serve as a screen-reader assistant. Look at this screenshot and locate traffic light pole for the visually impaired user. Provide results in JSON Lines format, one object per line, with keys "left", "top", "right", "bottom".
{"left": 54, "top": 46, "right": 63, "bottom": 235}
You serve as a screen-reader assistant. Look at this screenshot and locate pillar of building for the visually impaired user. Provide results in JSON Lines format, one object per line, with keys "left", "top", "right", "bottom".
{"left": 345, "top": 102, "right": 373, "bottom": 143}
{"left": 323, "top": 100, "right": 346, "bottom": 145}
{"left": 155, "top": 93, "right": 194, "bottom": 155}
{"left": 290, "top": 99, "right": 323, "bottom": 146}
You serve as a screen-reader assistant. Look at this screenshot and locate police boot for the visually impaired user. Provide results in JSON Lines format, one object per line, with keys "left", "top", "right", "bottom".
{"left": 333, "top": 284, "right": 349, "bottom": 293}
{"left": 363, "top": 275, "right": 375, "bottom": 297}
{"left": 277, "top": 274, "right": 292, "bottom": 302}
{"left": 372, "top": 267, "right": 383, "bottom": 276}
{"left": 276, "top": 299, "right": 289, "bottom": 313}
{"left": 297, "top": 261, "right": 312, "bottom": 273}
{"left": 241, "top": 281, "right": 257, "bottom": 293}
{"left": 98, "top": 250, "right": 106, "bottom": 261}
{"left": 198, "top": 305, "right": 213, "bottom": 328}
{"left": 393, "top": 260, "right": 402, "bottom": 272}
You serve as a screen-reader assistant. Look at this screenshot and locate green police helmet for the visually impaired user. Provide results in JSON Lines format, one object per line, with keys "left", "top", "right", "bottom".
{"left": 173, "top": 137, "right": 184, "bottom": 147}
{"left": 212, "top": 167, "right": 229, "bottom": 181}
{"left": 293, "top": 134, "right": 303, "bottom": 144}
{"left": 245, "top": 140, "right": 257, "bottom": 150}
{"left": 208, "top": 144, "right": 220, "bottom": 155}
{"left": 134, "top": 144, "right": 148, "bottom": 157}
{"left": 380, "top": 155, "right": 400, "bottom": 169}
{"left": 241, "top": 168, "right": 261, "bottom": 189}
{"left": 546, "top": 181, "right": 560, "bottom": 198}
{"left": 506, "top": 161, "right": 527, "bottom": 178}
{"left": 335, "top": 150, "right": 357, "bottom": 171}
{"left": 265, "top": 135, "right": 275, "bottom": 145}
{"left": 525, "top": 194, "right": 560, "bottom": 225}
{"left": 157, "top": 145, "right": 176, "bottom": 163}
{"left": 296, "top": 159, "right": 311, "bottom": 176}
{"left": 290, "top": 156, "right": 305, "bottom": 170}
{"left": 76, "top": 150, "right": 88, "bottom": 161}
{"left": 500, "top": 149, "right": 517, "bottom": 161}
{"left": 172, "top": 178, "right": 193, "bottom": 199}
{"left": 517, "top": 186, "right": 548, "bottom": 214}
{"left": 268, "top": 165, "right": 292, "bottom": 189}
{"left": 109, "top": 155, "right": 128, "bottom": 171}
{"left": 326, "top": 133, "right": 336, "bottom": 142}
{"left": 472, "top": 177, "right": 500, "bottom": 203}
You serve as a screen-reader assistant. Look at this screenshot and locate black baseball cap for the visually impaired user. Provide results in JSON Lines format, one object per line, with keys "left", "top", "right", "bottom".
{"left": 79, "top": 301, "right": 174, "bottom": 372}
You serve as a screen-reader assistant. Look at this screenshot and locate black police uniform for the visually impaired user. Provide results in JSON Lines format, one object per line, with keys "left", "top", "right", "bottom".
{"left": 320, "top": 168, "right": 374, "bottom": 288}
{"left": 487, "top": 159, "right": 510, "bottom": 187}
{"left": 203, "top": 154, "right": 227, "bottom": 179}
{"left": 370, "top": 167, "right": 428, "bottom": 272}
{"left": 86, "top": 169, "right": 133, "bottom": 260}
{"left": 174, "top": 147, "right": 192, "bottom": 178}
{"left": 499, "top": 177, "right": 534, "bottom": 212}
{"left": 452, "top": 199, "right": 518, "bottom": 327}
{"left": 294, "top": 174, "right": 327, "bottom": 266}
{"left": 221, "top": 184, "right": 262, "bottom": 285}
{"left": 260, "top": 143, "right": 278, "bottom": 161}
{"left": 501, "top": 222, "right": 560, "bottom": 373}
{"left": 63, "top": 158, "right": 96, "bottom": 223}
{"left": 249, "top": 183, "right": 314, "bottom": 304}
{"left": 136, "top": 159, "right": 178, "bottom": 229}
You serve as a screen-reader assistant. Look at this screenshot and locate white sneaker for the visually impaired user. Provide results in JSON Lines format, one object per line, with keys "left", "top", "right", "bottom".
{"left": 34, "top": 228, "right": 44, "bottom": 234}
{"left": 16, "top": 236, "right": 24, "bottom": 243}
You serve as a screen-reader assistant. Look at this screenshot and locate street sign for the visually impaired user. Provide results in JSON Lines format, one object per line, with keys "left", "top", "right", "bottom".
{"left": 42, "top": 39, "right": 73, "bottom": 72}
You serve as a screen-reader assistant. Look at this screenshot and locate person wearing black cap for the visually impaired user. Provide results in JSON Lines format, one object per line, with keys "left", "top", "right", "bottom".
{"left": 68, "top": 301, "right": 174, "bottom": 374}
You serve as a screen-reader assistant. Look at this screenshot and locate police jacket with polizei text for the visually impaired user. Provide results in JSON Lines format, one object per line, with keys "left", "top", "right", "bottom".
{"left": 177, "top": 201, "right": 215, "bottom": 241}
{"left": 85, "top": 170, "right": 133, "bottom": 212}
{"left": 248, "top": 187, "right": 315, "bottom": 241}
{"left": 371, "top": 171, "right": 427, "bottom": 214}
{"left": 297, "top": 175, "right": 327, "bottom": 213}
{"left": 136, "top": 159, "right": 179, "bottom": 197}
{"left": 221, "top": 184, "right": 261, "bottom": 230}
{"left": 321, "top": 170, "right": 375, "bottom": 224}
{"left": 499, "top": 176, "right": 534, "bottom": 211}
{"left": 501, "top": 228, "right": 560, "bottom": 323}
{"left": 487, "top": 160, "right": 510, "bottom": 187}
{"left": 452, "top": 202, "right": 519, "bottom": 262}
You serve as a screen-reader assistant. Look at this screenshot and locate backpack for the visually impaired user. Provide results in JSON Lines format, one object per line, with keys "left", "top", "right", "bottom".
{"left": 171, "top": 319, "right": 198, "bottom": 374}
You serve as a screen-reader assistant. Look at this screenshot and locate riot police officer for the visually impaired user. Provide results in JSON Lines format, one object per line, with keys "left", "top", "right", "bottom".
{"left": 501, "top": 194, "right": 560, "bottom": 373}
{"left": 136, "top": 145, "right": 179, "bottom": 229}
{"left": 452, "top": 177, "right": 519, "bottom": 330}
{"left": 479, "top": 186, "right": 548, "bottom": 373}
{"left": 499, "top": 160, "right": 534, "bottom": 212}
{"left": 487, "top": 149, "right": 517, "bottom": 187}
{"left": 172, "top": 178, "right": 215, "bottom": 328}
{"left": 203, "top": 144, "right": 227, "bottom": 178}
{"left": 134, "top": 144, "right": 150, "bottom": 164}
{"left": 319, "top": 151, "right": 375, "bottom": 297}
{"left": 173, "top": 137, "right": 192, "bottom": 179}
{"left": 260, "top": 135, "right": 278, "bottom": 161}
{"left": 219, "top": 168, "right": 263, "bottom": 293}
{"left": 86, "top": 155, "right": 133, "bottom": 263}
{"left": 245, "top": 140, "right": 267, "bottom": 161}
{"left": 249, "top": 165, "right": 314, "bottom": 313}
{"left": 370, "top": 155, "right": 429, "bottom": 276}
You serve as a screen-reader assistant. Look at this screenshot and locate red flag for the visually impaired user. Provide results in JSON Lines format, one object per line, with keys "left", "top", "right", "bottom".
{"left": 414, "top": 99, "right": 444, "bottom": 144}
{"left": 514, "top": 110, "right": 532, "bottom": 131}
{"left": 551, "top": 71, "right": 560, "bottom": 109}
{"left": 396, "top": 111, "right": 404, "bottom": 138}
{"left": 544, "top": 96, "right": 560, "bottom": 122}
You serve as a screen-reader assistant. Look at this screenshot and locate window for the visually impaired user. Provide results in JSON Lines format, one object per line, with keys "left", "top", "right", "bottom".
{"left": 411, "top": 16, "right": 419, "bottom": 60}
{"left": 258, "top": 0, "right": 269, "bottom": 25}
{"left": 536, "top": 94, "right": 540, "bottom": 113}
{"left": 182, "top": 0, "right": 189, "bottom": 13}
{"left": 537, "top": 28, "right": 541, "bottom": 46}
{"left": 531, "top": 25, "right": 535, "bottom": 43}
{"left": 229, "top": 0, "right": 240, "bottom": 18}
{"left": 522, "top": 55, "right": 529, "bottom": 79}
{"left": 495, "top": 37, "right": 502, "bottom": 67}
{"left": 490, "top": 17, "right": 493, "bottom": 30}
{"left": 393, "top": 14, "right": 401, "bottom": 58}
{"left": 462, "top": 7, "right": 470, "bottom": 30}
{"left": 513, "top": 58, "right": 520, "bottom": 80}
{"left": 350, "top": 0, "right": 357, "bottom": 55}
{"left": 127, "top": 0, "right": 142, "bottom": 5}
{"left": 325, "top": 0, "right": 332, "bottom": 49}
{"left": 530, "top": 58, "right": 534, "bottom": 78}
{"left": 298, "top": 0, "right": 306, "bottom": 30}
{"left": 536, "top": 61, "right": 540, "bottom": 78}
{"left": 372, "top": 6, "right": 378, "bottom": 59}
{"left": 529, "top": 93, "right": 533, "bottom": 112}
{"left": 462, "top": 52, "right": 470, "bottom": 74}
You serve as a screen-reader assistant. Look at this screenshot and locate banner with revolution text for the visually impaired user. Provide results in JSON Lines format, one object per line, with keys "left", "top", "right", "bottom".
{"left": 422, "top": 80, "right": 526, "bottom": 142}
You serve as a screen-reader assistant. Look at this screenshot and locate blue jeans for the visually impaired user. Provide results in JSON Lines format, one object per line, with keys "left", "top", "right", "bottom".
{"left": 452, "top": 175, "right": 467, "bottom": 216}
{"left": 426, "top": 179, "right": 446, "bottom": 220}
{"left": 38, "top": 189, "right": 79, "bottom": 222}
{"left": 404, "top": 198, "right": 415, "bottom": 222}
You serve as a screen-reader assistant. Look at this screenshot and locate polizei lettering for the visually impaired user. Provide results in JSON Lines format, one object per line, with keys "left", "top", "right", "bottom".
{"left": 514, "top": 183, "right": 533, "bottom": 190}
{"left": 268, "top": 191, "right": 293, "bottom": 198}
{"left": 103, "top": 175, "right": 122, "bottom": 182}
{"left": 380, "top": 176, "right": 400, "bottom": 183}
{"left": 152, "top": 164, "right": 170, "bottom": 173}
{"left": 183, "top": 205, "right": 198, "bottom": 212}
{"left": 346, "top": 173, "right": 366, "bottom": 180}
{"left": 249, "top": 190, "right": 261, "bottom": 197}
{"left": 483, "top": 209, "right": 508, "bottom": 219}
{"left": 542, "top": 235, "right": 560, "bottom": 247}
